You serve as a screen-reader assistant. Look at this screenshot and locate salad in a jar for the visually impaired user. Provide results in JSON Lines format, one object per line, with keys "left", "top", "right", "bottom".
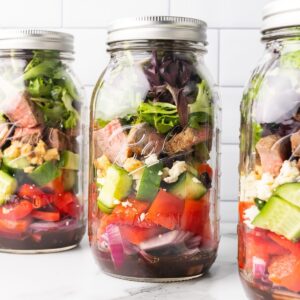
{"left": 0, "top": 50, "right": 84, "bottom": 252}
{"left": 90, "top": 49, "right": 219, "bottom": 280}
{"left": 239, "top": 45, "right": 300, "bottom": 296}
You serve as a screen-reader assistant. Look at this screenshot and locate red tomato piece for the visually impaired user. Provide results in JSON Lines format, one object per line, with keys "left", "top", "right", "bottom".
{"left": 0, "top": 218, "right": 30, "bottom": 234}
{"left": 44, "top": 176, "right": 64, "bottom": 194}
{"left": 268, "top": 254, "right": 300, "bottom": 292}
{"left": 0, "top": 200, "right": 33, "bottom": 220}
{"left": 31, "top": 210, "right": 60, "bottom": 222}
{"left": 198, "top": 163, "right": 213, "bottom": 178}
{"left": 146, "top": 189, "right": 184, "bottom": 230}
{"left": 119, "top": 225, "right": 159, "bottom": 245}
{"left": 268, "top": 232, "right": 300, "bottom": 257}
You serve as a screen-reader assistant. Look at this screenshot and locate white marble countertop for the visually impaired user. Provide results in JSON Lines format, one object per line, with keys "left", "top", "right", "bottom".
{"left": 0, "top": 223, "right": 247, "bottom": 300}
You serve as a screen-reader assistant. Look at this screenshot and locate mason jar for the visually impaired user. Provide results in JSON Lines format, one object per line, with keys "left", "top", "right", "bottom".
{"left": 0, "top": 30, "right": 85, "bottom": 253}
{"left": 239, "top": 1, "right": 300, "bottom": 298}
{"left": 89, "top": 16, "right": 220, "bottom": 281}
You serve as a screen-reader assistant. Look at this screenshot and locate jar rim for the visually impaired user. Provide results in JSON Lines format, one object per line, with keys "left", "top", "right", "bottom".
{"left": 107, "top": 16, "right": 207, "bottom": 45}
{"left": 0, "top": 29, "right": 74, "bottom": 53}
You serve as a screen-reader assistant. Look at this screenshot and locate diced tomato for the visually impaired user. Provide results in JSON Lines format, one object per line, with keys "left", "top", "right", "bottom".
{"left": 245, "top": 231, "right": 288, "bottom": 269}
{"left": 268, "top": 232, "right": 300, "bottom": 257}
{"left": 181, "top": 193, "right": 210, "bottom": 235}
{"left": 18, "top": 184, "right": 53, "bottom": 208}
{"left": 54, "top": 192, "right": 76, "bottom": 210}
{"left": 146, "top": 189, "right": 184, "bottom": 230}
{"left": 31, "top": 210, "right": 60, "bottom": 222}
{"left": 238, "top": 224, "right": 246, "bottom": 269}
{"left": 62, "top": 202, "right": 80, "bottom": 218}
{"left": 268, "top": 254, "right": 300, "bottom": 292}
{"left": 0, "top": 200, "right": 33, "bottom": 220}
{"left": 239, "top": 201, "right": 254, "bottom": 222}
{"left": 198, "top": 163, "right": 213, "bottom": 178}
{"left": 0, "top": 218, "right": 30, "bottom": 234}
{"left": 44, "top": 176, "right": 64, "bottom": 194}
{"left": 119, "top": 225, "right": 159, "bottom": 245}
{"left": 98, "top": 199, "right": 151, "bottom": 235}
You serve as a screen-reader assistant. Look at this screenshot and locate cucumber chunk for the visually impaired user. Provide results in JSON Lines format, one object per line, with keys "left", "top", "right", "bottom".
{"left": 275, "top": 183, "right": 300, "bottom": 207}
{"left": 29, "top": 161, "right": 60, "bottom": 186}
{"left": 61, "top": 151, "right": 79, "bottom": 170}
{"left": 169, "top": 171, "right": 207, "bottom": 200}
{"left": 98, "top": 165, "right": 132, "bottom": 209}
{"left": 136, "top": 162, "right": 163, "bottom": 202}
{"left": 252, "top": 196, "right": 300, "bottom": 242}
{"left": 3, "top": 156, "right": 30, "bottom": 170}
{"left": 0, "top": 170, "right": 17, "bottom": 205}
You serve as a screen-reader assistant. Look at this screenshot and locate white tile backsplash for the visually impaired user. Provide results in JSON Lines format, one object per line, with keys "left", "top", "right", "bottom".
{"left": 219, "top": 29, "right": 263, "bottom": 86}
{"left": 0, "top": 0, "right": 62, "bottom": 28}
{"left": 0, "top": 0, "right": 270, "bottom": 222}
{"left": 63, "top": 0, "right": 169, "bottom": 27}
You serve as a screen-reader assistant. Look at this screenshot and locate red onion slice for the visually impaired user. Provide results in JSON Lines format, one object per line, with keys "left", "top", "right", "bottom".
{"left": 106, "top": 224, "right": 125, "bottom": 269}
{"left": 29, "top": 218, "right": 77, "bottom": 232}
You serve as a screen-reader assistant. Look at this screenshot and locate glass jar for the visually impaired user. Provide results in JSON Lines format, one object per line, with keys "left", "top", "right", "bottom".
{"left": 0, "top": 30, "right": 85, "bottom": 253}
{"left": 239, "top": 1, "right": 300, "bottom": 298}
{"left": 89, "top": 16, "right": 220, "bottom": 281}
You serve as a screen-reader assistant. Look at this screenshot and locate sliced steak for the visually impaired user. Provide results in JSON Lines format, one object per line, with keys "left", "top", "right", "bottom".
{"left": 0, "top": 122, "right": 12, "bottom": 148}
{"left": 291, "top": 130, "right": 300, "bottom": 156}
{"left": 127, "top": 123, "right": 164, "bottom": 156}
{"left": 47, "top": 128, "right": 68, "bottom": 151}
{"left": 93, "top": 119, "right": 130, "bottom": 165}
{"left": 164, "top": 126, "right": 211, "bottom": 154}
{"left": 256, "top": 134, "right": 290, "bottom": 176}
{"left": 5, "top": 92, "right": 44, "bottom": 128}
{"left": 12, "top": 126, "right": 43, "bottom": 145}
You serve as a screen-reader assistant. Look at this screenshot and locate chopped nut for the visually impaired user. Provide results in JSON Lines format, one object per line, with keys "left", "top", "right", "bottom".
{"left": 21, "top": 143, "right": 33, "bottom": 157}
{"left": 34, "top": 140, "right": 47, "bottom": 156}
{"left": 123, "top": 157, "right": 144, "bottom": 172}
{"left": 4, "top": 144, "right": 21, "bottom": 159}
{"left": 24, "top": 166, "right": 35, "bottom": 173}
{"left": 94, "top": 155, "right": 111, "bottom": 177}
{"left": 44, "top": 148, "right": 60, "bottom": 161}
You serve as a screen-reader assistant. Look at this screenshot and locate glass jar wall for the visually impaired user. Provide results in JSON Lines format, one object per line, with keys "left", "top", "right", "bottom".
{"left": 239, "top": 1, "right": 300, "bottom": 298}
{"left": 89, "top": 17, "right": 220, "bottom": 281}
{"left": 0, "top": 30, "right": 85, "bottom": 253}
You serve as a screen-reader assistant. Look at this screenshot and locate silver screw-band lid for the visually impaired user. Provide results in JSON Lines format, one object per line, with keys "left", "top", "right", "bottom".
{"left": 262, "top": 0, "right": 300, "bottom": 33}
{"left": 0, "top": 29, "right": 73, "bottom": 52}
{"left": 107, "top": 16, "right": 207, "bottom": 45}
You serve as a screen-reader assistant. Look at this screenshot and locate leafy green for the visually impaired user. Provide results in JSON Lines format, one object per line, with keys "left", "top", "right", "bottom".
{"left": 189, "top": 80, "right": 212, "bottom": 115}
{"left": 23, "top": 59, "right": 60, "bottom": 81}
{"left": 96, "top": 118, "right": 110, "bottom": 128}
{"left": 137, "top": 101, "right": 179, "bottom": 133}
{"left": 253, "top": 122, "right": 263, "bottom": 146}
{"left": 281, "top": 50, "right": 300, "bottom": 69}
{"left": 61, "top": 90, "right": 80, "bottom": 129}
{"left": 27, "top": 77, "right": 53, "bottom": 97}
{"left": 188, "top": 112, "right": 210, "bottom": 129}
{"left": 50, "top": 85, "right": 63, "bottom": 101}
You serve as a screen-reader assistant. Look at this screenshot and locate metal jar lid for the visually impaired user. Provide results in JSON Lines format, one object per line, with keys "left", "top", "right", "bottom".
{"left": 107, "top": 16, "right": 207, "bottom": 45}
{"left": 0, "top": 29, "right": 73, "bottom": 52}
{"left": 262, "top": 0, "right": 300, "bottom": 33}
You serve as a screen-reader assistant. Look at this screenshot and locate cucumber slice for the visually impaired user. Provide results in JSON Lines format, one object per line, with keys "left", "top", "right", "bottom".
{"left": 3, "top": 156, "right": 30, "bottom": 170}
{"left": 97, "top": 200, "right": 113, "bottom": 214}
{"left": 61, "top": 151, "right": 79, "bottom": 170}
{"left": 0, "top": 170, "right": 17, "bottom": 205}
{"left": 29, "top": 161, "right": 60, "bottom": 186}
{"left": 62, "top": 170, "right": 78, "bottom": 191}
{"left": 169, "top": 171, "right": 207, "bottom": 200}
{"left": 275, "top": 183, "right": 300, "bottom": 207}
{"left": 136, "top": 162, "right": 163, "bottom": 202}
{"left": 252, "top": 196, "right": 300, "bottom": 242}
{"left": 98, "top": 165, "right": 132, "bottom": 209}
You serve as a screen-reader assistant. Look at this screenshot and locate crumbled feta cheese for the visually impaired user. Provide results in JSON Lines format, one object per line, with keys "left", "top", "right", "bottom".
{"left": 139, "top": 212, "right": 146, "bottom": 222}
{"left": 192, "top": 177, "right": 201, "bottom": 183}
{"left": 243, "top": 205, "right": 260, "bottom": 229}
{"left": 240, "top": 172, "right": 258, "bottom": 201}
{"left": 273, "top": 160, "right": 300, "bottom": 188}
{"left": 113, "top": 199, "right": 121, "bottom": 205}
{"left": 163, "top": 161, "right": 187, "bottom": 183}
{"left": 121, "top": 200, "right": 132, "bottom": 208}
{"left": 144, "top": 154, "right": 159, "bottom": 166}
{"left": 158, "top": 171, "right": 163, "bottom": 176}
{"left": 256, "top": 173, "right": 274, "bottom": 200}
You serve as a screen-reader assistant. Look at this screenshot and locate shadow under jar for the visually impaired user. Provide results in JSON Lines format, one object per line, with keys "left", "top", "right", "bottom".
{"left": 89, "top": 16, "right": 220, "bottom": 282}
{"left": 239, "top": 1, "right": 300, "bottom": 299}
{"left": 0, "top": 30, "right": 85, "bottom": 253}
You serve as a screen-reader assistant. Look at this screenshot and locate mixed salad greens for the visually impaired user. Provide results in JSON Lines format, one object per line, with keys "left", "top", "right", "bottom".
{"left": 239, "top": 42, "right": 300, "bottom": 295}
{"left": 90, "top": 49, "right": 218, "bottom": 279}
{"left": 0, "top": 50, "right": 84, "bottom": 251}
